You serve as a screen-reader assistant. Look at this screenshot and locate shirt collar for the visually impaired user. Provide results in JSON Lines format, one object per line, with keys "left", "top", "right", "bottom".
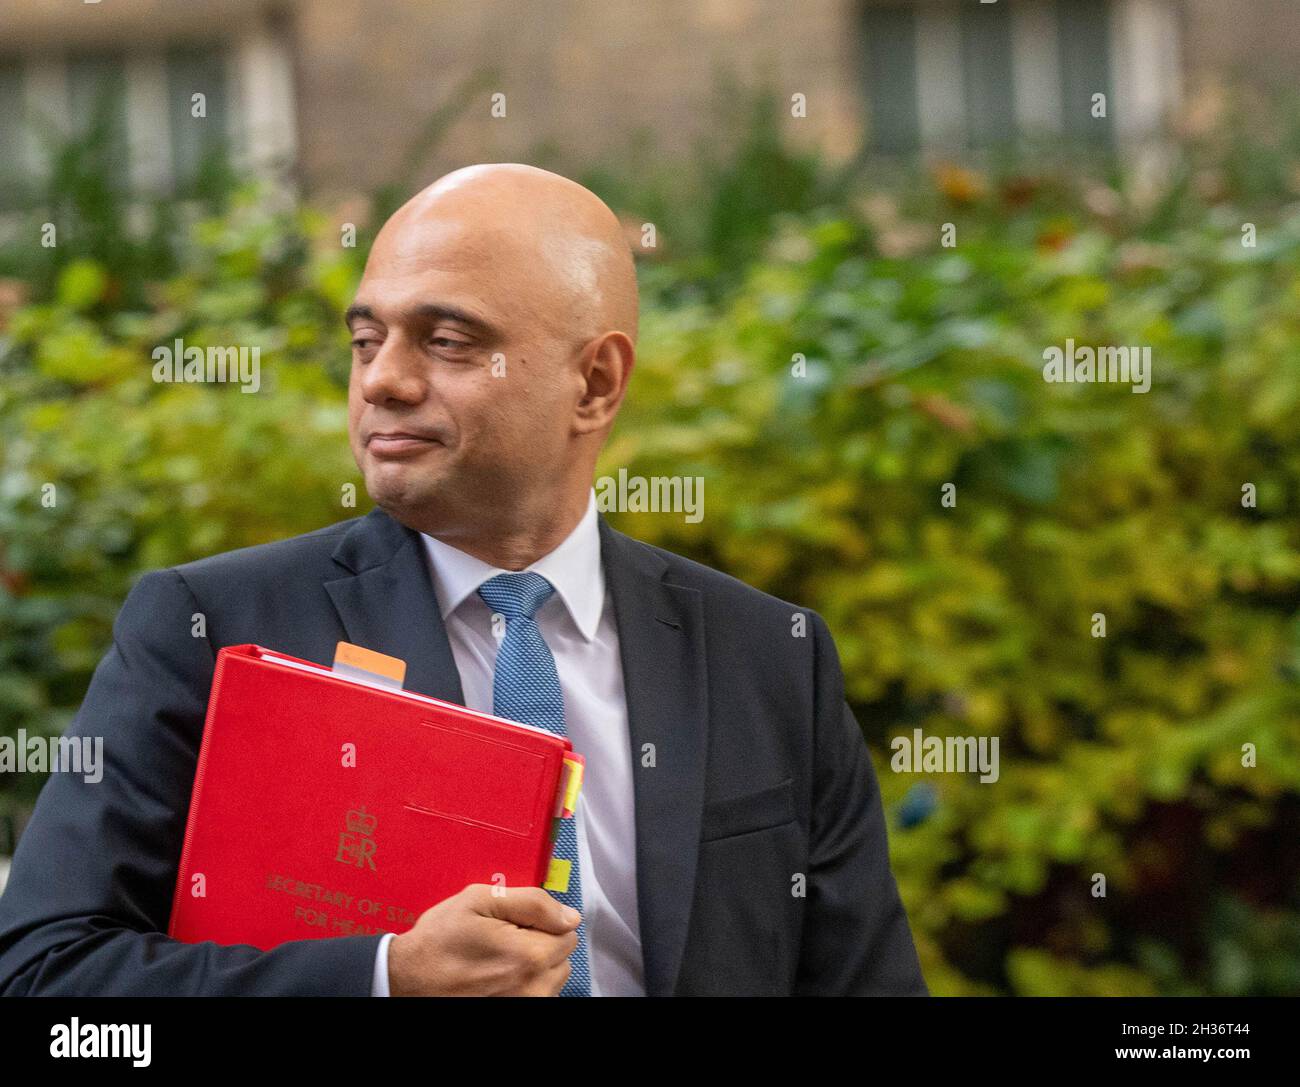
{"left": 419, "top": 489, "right": 603, "bottom": 642}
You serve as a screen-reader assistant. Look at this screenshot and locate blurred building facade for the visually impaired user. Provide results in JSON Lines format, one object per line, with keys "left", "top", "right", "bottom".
{"left": 0, "top": 0, "right": 1296, "bottom": 203}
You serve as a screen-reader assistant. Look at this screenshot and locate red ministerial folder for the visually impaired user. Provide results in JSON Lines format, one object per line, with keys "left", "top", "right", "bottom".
{"left": 167, "top": 644, "right": 583, "bottom": 950}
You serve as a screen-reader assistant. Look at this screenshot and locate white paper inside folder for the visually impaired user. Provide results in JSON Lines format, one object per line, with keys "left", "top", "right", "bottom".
{"left": 254, "top": 643, "right": 560, "bottom": 738}
{"left": 258, "top": 643, "right": 407, "bottom": 693}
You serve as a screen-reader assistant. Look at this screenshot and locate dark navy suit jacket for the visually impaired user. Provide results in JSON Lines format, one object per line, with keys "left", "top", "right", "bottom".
{"left": 0, "top": 508, "right": 927, "bottom": 995}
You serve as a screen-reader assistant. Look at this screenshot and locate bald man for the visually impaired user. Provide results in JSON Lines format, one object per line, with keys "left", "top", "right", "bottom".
{"left": 0, "top": 165, "right": 926, "bottom": 997}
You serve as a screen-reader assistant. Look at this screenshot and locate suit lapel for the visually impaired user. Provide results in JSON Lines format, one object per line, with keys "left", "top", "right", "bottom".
{"left": 599, "top": 515, "right": 709, "bottom": 997}
{"left": 323, "top": 508, "right": 466, "bottom": 705}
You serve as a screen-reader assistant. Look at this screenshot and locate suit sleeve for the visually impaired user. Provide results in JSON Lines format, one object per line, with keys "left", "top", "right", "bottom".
{"left": 0, "top": 568, "right": 383, "bottom": 996}
{"left": 793, "top": 611, "right": 928, "bottom": 995}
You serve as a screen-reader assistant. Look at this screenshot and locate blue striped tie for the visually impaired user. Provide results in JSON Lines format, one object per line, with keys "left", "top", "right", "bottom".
{"left": 477, "top": 571, "right": 591, "bottom": 997}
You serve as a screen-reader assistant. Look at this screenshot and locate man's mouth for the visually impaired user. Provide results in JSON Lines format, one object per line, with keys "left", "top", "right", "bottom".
{"left": 366, "top": 432, "right": 444, "bottom": 458}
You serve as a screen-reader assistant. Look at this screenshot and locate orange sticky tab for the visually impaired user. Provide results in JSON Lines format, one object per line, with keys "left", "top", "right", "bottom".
{"left": 332, "top": 642, "right": 407, "bottom": 686}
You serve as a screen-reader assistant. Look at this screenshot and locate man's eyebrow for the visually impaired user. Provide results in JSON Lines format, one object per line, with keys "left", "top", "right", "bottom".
{"left": 409, "top": 303, "right": 499, "bottom": 339}
{"left": 344, "top": 304, "right": 375, "bottom": 328}
{"left": 344, "top": 302, "right": 499, "bottom": 339}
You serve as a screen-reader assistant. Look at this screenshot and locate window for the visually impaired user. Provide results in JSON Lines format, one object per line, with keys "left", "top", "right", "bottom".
{"left": 862, "top": 0, "right": 1125, "bottom": 153}
{"left": 0, "top": 42, "right": 246, "bottom": 207}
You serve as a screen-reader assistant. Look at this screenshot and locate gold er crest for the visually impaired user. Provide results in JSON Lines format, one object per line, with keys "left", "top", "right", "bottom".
{"left": 335, "top": 806, "right": 377, "bottom": 870}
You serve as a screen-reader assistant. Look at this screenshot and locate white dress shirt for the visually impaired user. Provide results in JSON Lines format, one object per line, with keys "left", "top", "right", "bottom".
{"left": 372, "top": 489, "right": 645, "bottom": 996}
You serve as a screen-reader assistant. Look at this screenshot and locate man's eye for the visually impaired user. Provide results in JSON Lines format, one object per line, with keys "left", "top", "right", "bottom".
{"left": 351, "top": 337, "right": 378, "bottom": 350}
{"left": 431, "top": 337, "right": 471, "bottom": 351}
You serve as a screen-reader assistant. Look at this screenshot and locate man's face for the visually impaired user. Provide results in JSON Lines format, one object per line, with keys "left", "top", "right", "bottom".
{"left": 346, "top": 214, "right": 583, "bottom": 533}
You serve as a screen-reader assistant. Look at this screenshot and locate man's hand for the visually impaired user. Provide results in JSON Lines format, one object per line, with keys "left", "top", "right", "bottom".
{"left": 387, "top": 883, "right": 581, "bottom": 996}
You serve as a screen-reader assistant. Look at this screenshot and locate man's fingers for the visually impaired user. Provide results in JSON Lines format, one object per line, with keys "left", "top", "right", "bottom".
{"left": 472, "top": 884, "right": 581, "bottom": 934}
{"left": 542, "top": 958, "right": 573, "bottom": 996}
{"left": 519, "top": 951, "right": 573, "bottom": 996}
{"left": 510, "top": 925, "right": 579, "bottom": 972}
{"left": 535, "top": 926, "right": 580, "bottom": 967}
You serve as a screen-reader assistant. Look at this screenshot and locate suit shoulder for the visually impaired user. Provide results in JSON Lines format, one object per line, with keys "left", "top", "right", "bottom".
{"left": 620, "top": 533, "right": 820, "bottom": 626}
{"left": 169, "top": 516, "right": 363, "bottom": 591}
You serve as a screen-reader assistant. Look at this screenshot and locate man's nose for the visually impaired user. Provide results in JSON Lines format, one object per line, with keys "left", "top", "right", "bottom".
{"left": 359, "top": 335, "right": 427, "bottom": 405}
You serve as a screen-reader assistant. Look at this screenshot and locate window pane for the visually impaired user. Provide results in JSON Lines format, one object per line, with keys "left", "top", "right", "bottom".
{"left": 863, "top": 5, "right": 920, "bottom": 153}
{"left": 167, "top": 45, "right": 230, "bottom": 193}
{"left": 67, "top": 51, "right": 130, "bottom": 189}
{"left": 1057, "top": 0, "right": 1114, "bottom": 144}
{"left": 961, "top": 0, "right": 1017, "bottom": 148}
{"left": 0, "top": 58, "right": 24, "bottom": 209}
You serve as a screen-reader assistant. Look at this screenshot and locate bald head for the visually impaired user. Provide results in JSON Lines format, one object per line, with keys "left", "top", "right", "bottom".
{"left": 371, "top": 164, "right": 638, "bottom": 345}
{"left": 346, "top": 164, "right": 639, "bottom": 566}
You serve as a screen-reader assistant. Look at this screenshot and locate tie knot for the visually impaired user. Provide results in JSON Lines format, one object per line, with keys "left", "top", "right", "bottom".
{"left": 477, "top": 571, "right": 555, "bottom": 621}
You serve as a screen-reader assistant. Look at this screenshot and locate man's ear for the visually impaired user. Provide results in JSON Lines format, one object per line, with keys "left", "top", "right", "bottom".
{"left": 574, "top": 331, "right": 635, "bottom": 435}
